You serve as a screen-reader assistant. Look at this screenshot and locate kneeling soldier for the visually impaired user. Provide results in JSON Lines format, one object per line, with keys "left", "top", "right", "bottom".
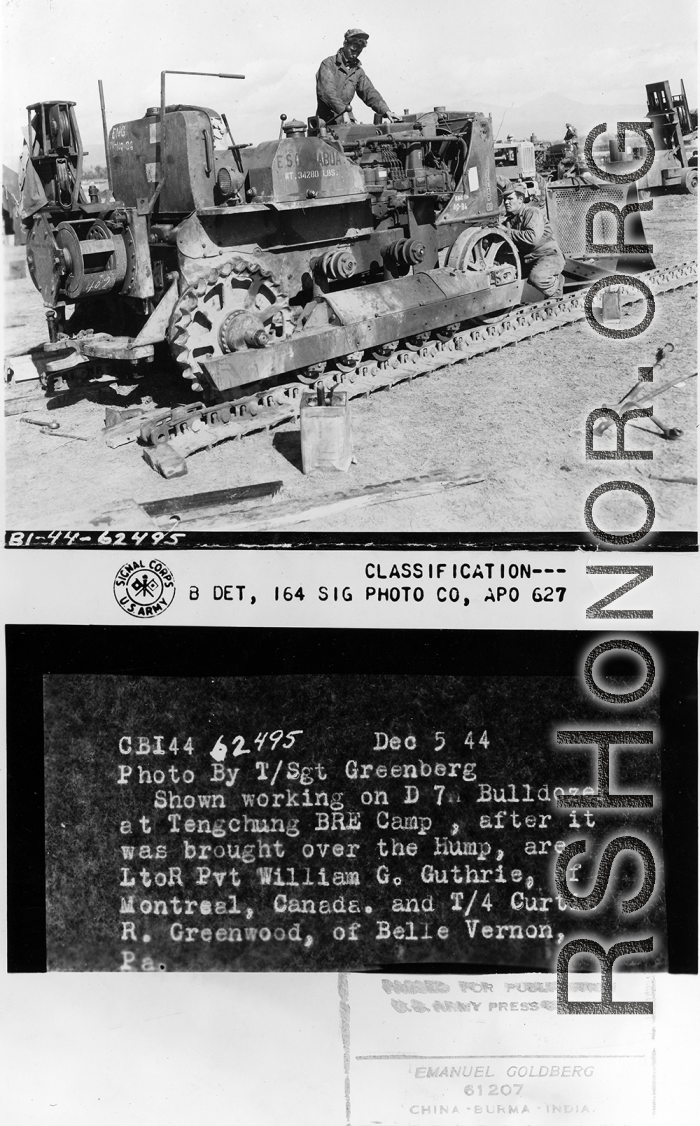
{"left": 501, "top": 183, "right": 565, "bottom": 298}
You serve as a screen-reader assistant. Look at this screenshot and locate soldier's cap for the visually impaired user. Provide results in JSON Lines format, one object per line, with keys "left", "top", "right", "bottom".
{"left": 501, "top": 182, "right": 528, "bottom": 197}
{"left": 344, "top": 28, "right": 370, "bottom": 42}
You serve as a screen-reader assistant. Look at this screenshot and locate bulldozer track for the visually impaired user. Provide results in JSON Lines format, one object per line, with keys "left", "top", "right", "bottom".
{"left": 140, "top": 260, "right": 697, "bottom": 471}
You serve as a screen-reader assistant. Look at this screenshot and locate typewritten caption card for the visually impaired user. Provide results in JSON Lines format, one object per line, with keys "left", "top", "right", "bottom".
{"left": 43, "top": 672, "right": 666, "bottom": 974}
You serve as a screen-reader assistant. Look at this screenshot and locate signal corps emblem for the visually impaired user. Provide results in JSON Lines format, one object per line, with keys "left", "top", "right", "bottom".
{"left": 113, "top": 558, "right": 176, "bottom": 618}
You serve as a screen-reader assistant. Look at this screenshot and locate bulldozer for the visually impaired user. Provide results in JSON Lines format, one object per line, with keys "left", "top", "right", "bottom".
{"left": 19, "top": 71, "right": 654, "bottom": 404}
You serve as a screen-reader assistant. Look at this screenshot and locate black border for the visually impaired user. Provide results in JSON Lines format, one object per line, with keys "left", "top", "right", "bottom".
{"left": 6, "top": 626, "right": 697, "bottom": 974}
{"left": 5, "top": 532, "right": 697, "bottom": 550}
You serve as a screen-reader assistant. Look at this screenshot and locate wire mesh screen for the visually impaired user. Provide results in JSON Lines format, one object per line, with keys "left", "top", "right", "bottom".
{"left": 546, "top": 185, "right": 627, "bottom": 257}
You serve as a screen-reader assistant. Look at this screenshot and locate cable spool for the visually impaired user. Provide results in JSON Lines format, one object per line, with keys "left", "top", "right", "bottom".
{"left": 55, "top": 160, "right": 74, "bottom": 211}
{"left": 48, "top": 105, "right": 72, "bottom": 148}
{"left": 54, "top": 219, "right": 128, "bottom": 300}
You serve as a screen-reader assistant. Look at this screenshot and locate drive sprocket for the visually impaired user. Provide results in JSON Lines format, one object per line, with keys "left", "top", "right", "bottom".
{"left": 168, "top": 255, "right": 293, "bottom": 389}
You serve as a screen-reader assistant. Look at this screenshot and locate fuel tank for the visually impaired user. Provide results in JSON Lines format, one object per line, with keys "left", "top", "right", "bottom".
{"left": 241, "top": 130, "right": 366, "bottom": 203}
{"left": 109, "top": 104, "right": 244, "bottom": 213}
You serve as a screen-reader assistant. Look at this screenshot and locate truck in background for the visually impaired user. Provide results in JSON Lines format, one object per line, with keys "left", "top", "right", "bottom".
{"left": 596, "top": 80, "right": 697, "bottom": 195}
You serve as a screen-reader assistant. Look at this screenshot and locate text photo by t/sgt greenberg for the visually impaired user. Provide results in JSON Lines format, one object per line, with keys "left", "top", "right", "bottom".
{"left": 1, "top": 1, "right": 697, "bottom": 540}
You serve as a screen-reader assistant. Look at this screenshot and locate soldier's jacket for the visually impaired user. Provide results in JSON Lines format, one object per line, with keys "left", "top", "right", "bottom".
{"left": 316, "top": 49, "right": 389, "bottom": 123}
{"left": 504, "top": 205, "right": 562, "bottom": 260}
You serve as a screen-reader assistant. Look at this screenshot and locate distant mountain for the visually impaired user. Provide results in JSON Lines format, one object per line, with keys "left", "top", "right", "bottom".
{"left": 471, "top": 92, "right": 648, "bottom": 143}
{"left": 44, "top": 93, "right": 654, "bottom": 176}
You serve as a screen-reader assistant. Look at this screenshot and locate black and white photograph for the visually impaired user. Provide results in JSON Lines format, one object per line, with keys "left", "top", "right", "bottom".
{"left": 2, "top": 1, "right": 697, "bottom": 534}
{"left": 1, "top": 2, "right": 698, "bottom": 1124}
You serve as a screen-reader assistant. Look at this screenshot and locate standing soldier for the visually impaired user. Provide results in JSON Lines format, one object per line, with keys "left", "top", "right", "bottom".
{"left": 316, "top": 29, "right": 401, "bottom": 126}
{"left": 501, "top": 183, "right": 565, "bottom": 298}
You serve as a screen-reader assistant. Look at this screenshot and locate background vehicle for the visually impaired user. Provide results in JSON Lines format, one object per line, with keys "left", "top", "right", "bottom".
{"left": 595, "top": 80, "right": 697, "bottom": 195}
{"left": 494, "top": 139, "right": 542, "bottom": 200}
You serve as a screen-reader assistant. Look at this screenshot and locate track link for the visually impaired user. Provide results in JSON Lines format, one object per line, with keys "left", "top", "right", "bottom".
{"left": 140, "top": 261, "right": 698, "bottom": 477}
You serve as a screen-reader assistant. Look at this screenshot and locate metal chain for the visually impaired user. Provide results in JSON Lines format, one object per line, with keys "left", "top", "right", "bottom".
{"left": 142, "top": 261, "right": 698, "bottom": 460}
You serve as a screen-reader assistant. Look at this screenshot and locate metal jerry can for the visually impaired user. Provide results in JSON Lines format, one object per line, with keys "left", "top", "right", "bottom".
{"left": 300, "top": 385, "right": 353, "bottom": 474}
{"left": 601, "top": 285, "right": 622, "bottom": 325}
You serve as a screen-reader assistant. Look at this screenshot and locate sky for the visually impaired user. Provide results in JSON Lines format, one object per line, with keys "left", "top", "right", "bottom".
{"left": 2, "top": 0, "right": 697, "bottom": 164}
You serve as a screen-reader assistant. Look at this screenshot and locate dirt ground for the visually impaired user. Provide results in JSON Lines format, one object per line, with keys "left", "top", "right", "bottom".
{"left": 3, "top": 194, "right": 697, "bottom": 532}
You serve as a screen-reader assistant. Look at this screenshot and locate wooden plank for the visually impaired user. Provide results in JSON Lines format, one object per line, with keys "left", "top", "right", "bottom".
{"left": 47, "top": 500, "right": 160, "bottom": 530}
{"left": 80, "top": 470, "right": 481, "bottom": 529}
{"left": 4, "top": 392, "right": 51, "bottom": 417}
{"left": 646, "top": 474, "right": 696, "bottom": 485}
{"left": 5, "top": 384, "right": 92, "bottom": 417}
{"left": 140, "top": 480, "right": 284, "bottom": 519}
{"left": 179, "top": 468, "right": 485, "bottom": 530}
{"left": 78, "top": 481, "right": 285, "bottom": 529}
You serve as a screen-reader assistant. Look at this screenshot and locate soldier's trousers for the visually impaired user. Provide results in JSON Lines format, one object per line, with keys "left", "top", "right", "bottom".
{"left": 524, "top": 249, "right": 566, "bottom": 298}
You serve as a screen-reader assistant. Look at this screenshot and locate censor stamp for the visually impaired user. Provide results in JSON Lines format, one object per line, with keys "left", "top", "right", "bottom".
{"left": 343, "top": 971, "right": 654, "bottom": 1126}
